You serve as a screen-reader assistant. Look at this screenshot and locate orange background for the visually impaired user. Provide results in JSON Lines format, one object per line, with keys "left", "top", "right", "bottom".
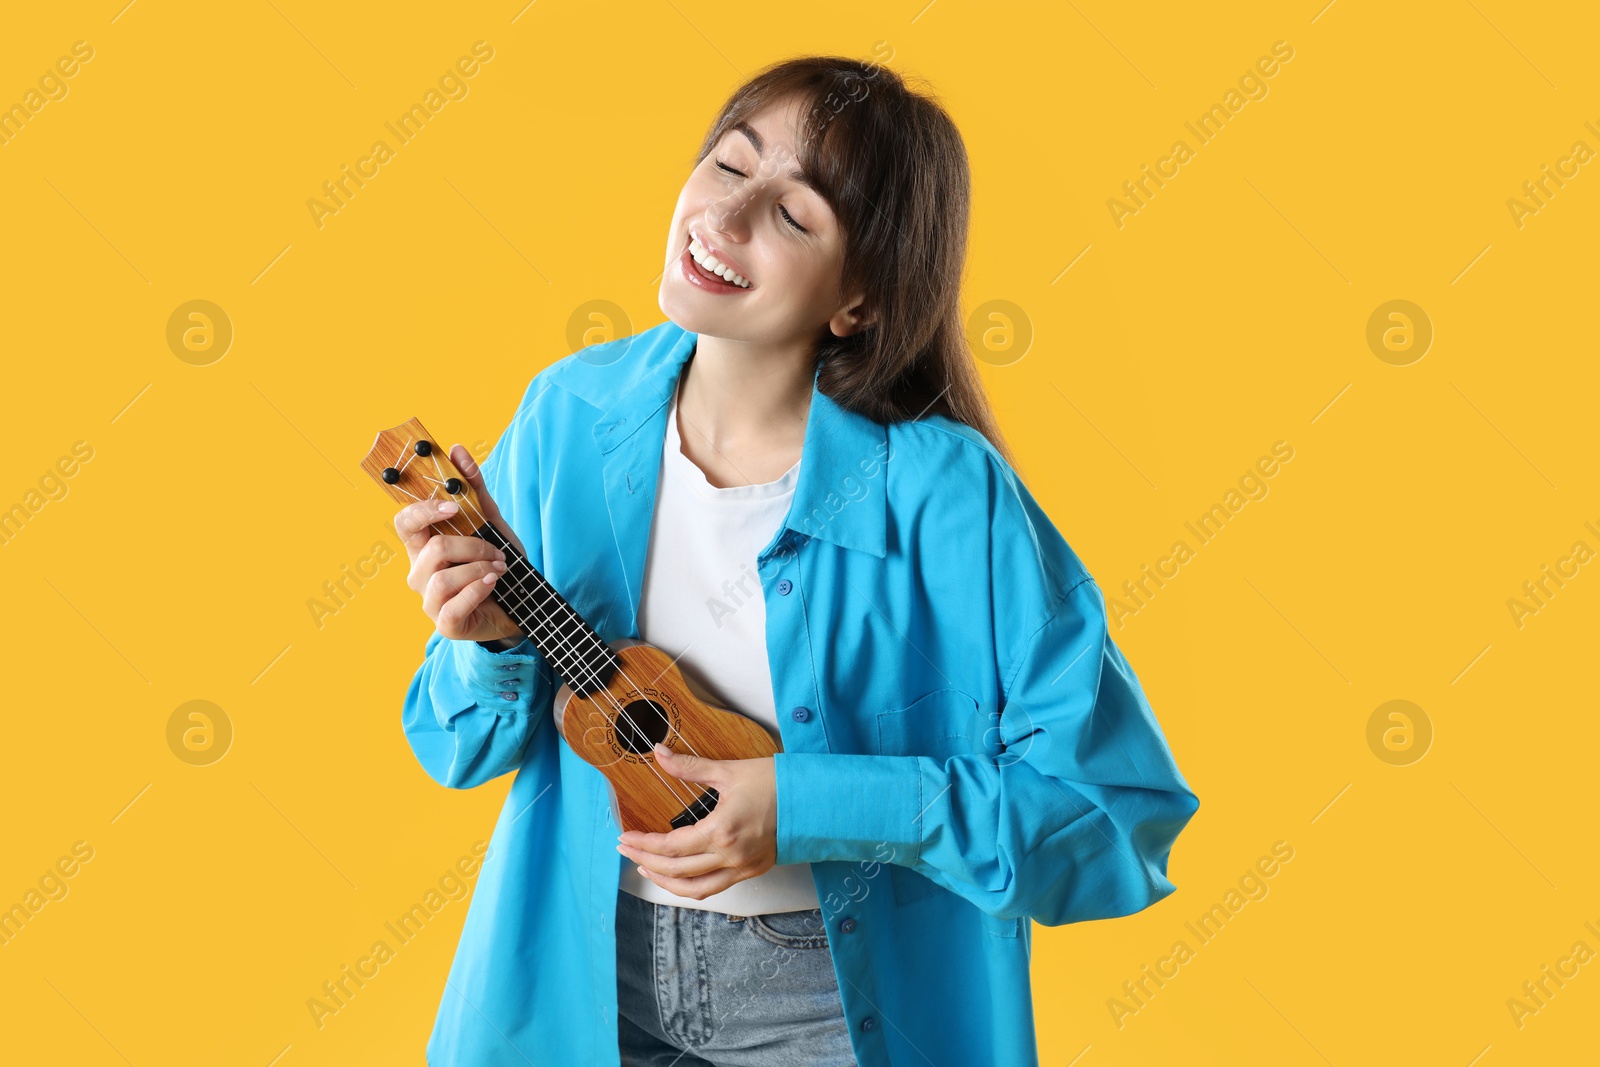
{"left": 2, "top": 1, "right": 1596, "bottom": 1064}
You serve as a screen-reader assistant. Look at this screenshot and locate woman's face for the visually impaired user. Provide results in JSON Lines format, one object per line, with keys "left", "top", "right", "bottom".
{"left": 659, "top": 94, "right": 867, "bottom": 347}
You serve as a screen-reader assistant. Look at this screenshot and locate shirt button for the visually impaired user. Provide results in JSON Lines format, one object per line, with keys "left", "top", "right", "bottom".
{"left": 860, "top": 1016, "right": 876, "bottom": 1032}
{"left": 840, "top": 917, "right": 856, "bottom": 933}
{"left": 776, "top": 579, "right": 792, "bottom": 595}
{"left": 791, "top": 706, "right": 811, "bottom": 723}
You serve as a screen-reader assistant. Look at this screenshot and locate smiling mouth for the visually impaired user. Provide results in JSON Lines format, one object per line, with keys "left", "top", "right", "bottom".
{"left": 686, "top": 231, "right": 753, "bottom": 289}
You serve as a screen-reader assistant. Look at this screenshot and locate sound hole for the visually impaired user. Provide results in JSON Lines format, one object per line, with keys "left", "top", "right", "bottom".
{"left": 613, "top": 699, "right": 670, "bottom": 754}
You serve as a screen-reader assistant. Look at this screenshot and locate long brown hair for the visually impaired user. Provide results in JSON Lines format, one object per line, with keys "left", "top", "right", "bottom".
{"left": 693, "top": 54, "right": 1017, "bottom": 470}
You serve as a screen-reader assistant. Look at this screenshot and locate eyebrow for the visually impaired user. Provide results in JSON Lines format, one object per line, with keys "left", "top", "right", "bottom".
{"left": 731, "top": 121, "right": 822, "bottom": 196}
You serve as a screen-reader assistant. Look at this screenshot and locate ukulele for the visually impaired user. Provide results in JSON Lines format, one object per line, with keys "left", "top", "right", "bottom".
{"left": 362, "top": 418, "right": 780, "bottom": 834}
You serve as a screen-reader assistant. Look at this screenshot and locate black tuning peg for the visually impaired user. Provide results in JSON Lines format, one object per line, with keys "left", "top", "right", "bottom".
{"left": 445, "top": 477, "right": 463, "bottom": 494}
{"left": 415, "top": 441, "right": 433, "bottom": 456}
{"left": 382, "top": 467, "right": 400, "bottom": 484}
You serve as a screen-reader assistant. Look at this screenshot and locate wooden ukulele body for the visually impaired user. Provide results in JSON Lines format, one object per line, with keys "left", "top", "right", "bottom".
{"left": 553, "top": 638, "right": 781, "bottom": 835}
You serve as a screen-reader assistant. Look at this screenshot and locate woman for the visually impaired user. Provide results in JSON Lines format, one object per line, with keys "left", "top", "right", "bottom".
{"left": 394, "top": 55, "right": 1199, "bottom": 1067}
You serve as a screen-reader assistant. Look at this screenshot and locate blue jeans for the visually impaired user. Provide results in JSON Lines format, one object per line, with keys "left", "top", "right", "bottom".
{"left": 615, "top": 886, "right": 858, "bottom": 1066}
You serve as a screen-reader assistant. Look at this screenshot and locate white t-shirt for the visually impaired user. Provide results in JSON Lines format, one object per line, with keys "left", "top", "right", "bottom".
{"left": 618, "top": 374, "right": 821, "bottom": 915}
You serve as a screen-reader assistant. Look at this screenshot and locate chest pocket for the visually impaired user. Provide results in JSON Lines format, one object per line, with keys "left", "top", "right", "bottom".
{"left": 875, "top": 688, "right": 1021, "bottom": 939}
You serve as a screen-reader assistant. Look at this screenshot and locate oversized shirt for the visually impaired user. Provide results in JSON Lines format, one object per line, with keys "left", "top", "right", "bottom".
{"left": 400, "top": 318, "right": 1201, "bottom": 1066}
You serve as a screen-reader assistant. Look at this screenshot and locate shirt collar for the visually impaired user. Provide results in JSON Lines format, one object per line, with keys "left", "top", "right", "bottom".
{"left": 590, "top": 321, "right": 888, "bottom": 559}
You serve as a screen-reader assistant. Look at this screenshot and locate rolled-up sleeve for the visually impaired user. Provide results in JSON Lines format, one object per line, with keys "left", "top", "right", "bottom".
{"left": 928, "top": 577, "right": 1198, "bottom": 925}
{"left": 773, "top": 450, "right": 1199, "bottom": 926}
{"left": 403, "top": 632, "right": 554, "bottom": 789}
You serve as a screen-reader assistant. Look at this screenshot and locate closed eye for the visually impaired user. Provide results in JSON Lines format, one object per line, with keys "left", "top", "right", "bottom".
{"left": 714, "top": 159, "right": 809, "bottom": 234}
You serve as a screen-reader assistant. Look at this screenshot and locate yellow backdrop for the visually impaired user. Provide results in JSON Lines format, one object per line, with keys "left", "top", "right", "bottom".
{"left": 2, "top": 1, "right": 1595, "bottom": 1064}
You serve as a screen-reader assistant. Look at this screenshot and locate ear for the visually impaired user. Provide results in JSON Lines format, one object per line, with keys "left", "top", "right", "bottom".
{"left": 827, "top": 293, "right": 877, "bottom": 338}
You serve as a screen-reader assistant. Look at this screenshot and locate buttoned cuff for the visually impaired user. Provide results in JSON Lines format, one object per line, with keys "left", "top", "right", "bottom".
{"left": 450, "top": 635, "right": 541, "bottom": 709}
{"left": 772, "top": 752, "right": 926, "bottom": 869}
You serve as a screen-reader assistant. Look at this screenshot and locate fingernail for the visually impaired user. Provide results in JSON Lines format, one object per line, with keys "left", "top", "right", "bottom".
{"left": 492, "top": 560, "right": 507, "bottom": 572}
{"left": 652, "top": 743, "right": 670, "bottom": 758}
{"left": 636, "top": 866, "right": 648, "bottom": 877}
{"left": 439, "top": 502, "right": 458, "bottom": 513}
{"left": 483, "top": 572, "right": 499, "bottom": 585}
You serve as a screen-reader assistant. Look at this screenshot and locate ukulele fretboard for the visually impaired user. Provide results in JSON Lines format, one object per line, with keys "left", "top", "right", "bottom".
{"left": 475, "top": 521, "right": 620, "bottom": 698}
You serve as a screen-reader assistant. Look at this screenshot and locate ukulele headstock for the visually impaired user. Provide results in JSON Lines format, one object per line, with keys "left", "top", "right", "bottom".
{"left": 360, "top": 417, "right": 486, "bottom": 518}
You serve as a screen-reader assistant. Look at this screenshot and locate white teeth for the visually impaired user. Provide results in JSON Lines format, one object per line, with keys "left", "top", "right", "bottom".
{"left": 688, "top": 237, "right": 750, "bottom": 288}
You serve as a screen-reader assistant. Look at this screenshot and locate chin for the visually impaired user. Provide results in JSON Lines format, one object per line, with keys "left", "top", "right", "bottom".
{"left": 658, "top": 286, "right": 734, "bottom": 340}
{"left": 659, "top": 282, "right": 798, "bottom": 350}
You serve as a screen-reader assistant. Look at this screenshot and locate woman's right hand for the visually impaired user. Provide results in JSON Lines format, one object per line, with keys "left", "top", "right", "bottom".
{"left": 393, "top": 443, "right": 524, "bottom": 644}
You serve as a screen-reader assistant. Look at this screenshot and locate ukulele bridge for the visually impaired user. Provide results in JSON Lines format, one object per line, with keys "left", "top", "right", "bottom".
{"left": 668, "top": 787, "right": 719, "bottom": 829}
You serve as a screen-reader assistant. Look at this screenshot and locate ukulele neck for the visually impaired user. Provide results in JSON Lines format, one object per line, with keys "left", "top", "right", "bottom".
{"left": 360, "top": 417, "right": 619, "bottom": 699}
{"left": 474, "top": 521, "right": 619, "bottom": 698}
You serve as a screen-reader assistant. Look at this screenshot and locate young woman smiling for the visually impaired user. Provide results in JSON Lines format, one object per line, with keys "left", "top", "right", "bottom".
{"left": 393, "top": 55, "right": 1199, "bottom": 1067}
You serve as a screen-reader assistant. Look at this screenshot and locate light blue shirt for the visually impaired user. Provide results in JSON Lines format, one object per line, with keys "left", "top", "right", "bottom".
{"left": 402, "top": 318, "right": 1200, "bottom": 1066}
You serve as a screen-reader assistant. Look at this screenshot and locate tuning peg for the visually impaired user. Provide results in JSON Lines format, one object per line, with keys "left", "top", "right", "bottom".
{"left": 445, "top": 477, "right": 463, "bottom": 494}
{"left": 382, "top": 467, "right": 400, "bottom": 484}
{"left": 416, "top": 441, "right": 433, "bottom": 456}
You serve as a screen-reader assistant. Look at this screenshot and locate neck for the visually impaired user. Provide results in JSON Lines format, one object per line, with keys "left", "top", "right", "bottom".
{"left": 678, "top": 333, "right": 815, "bottom": 452}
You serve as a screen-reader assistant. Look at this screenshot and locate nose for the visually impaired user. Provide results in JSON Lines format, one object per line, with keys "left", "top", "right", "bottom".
{"left": 702, "top": 172, "right": 772, "bottom": 242}
{"left": 701, "top": 197, "right": 750, "bottom": 245}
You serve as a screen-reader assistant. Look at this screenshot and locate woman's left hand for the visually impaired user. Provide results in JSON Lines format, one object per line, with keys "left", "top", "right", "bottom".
{"left": 616, "top": 744, "right": 777, "bottom": 900}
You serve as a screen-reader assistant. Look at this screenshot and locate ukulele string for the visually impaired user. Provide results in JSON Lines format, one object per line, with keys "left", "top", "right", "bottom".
{"left": 427, "top": 474, "right": 715, "bottom": 771}
{"left": 391, "top": 434, "right": 418, "bottom": 475}
{"left": 389, "top": 474, "right": 663, "bottom": 765}
{"left": 397, "top": 447, "right": 763, "bottom": 878}
{"left": 414, "top": 447, "right": 699, "bottom": 755}
{"left": 402, "top": 452, "right": 708, "bottom": 813}
{"left": 424, "top": 501, "right": 704, "bottom": 813}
